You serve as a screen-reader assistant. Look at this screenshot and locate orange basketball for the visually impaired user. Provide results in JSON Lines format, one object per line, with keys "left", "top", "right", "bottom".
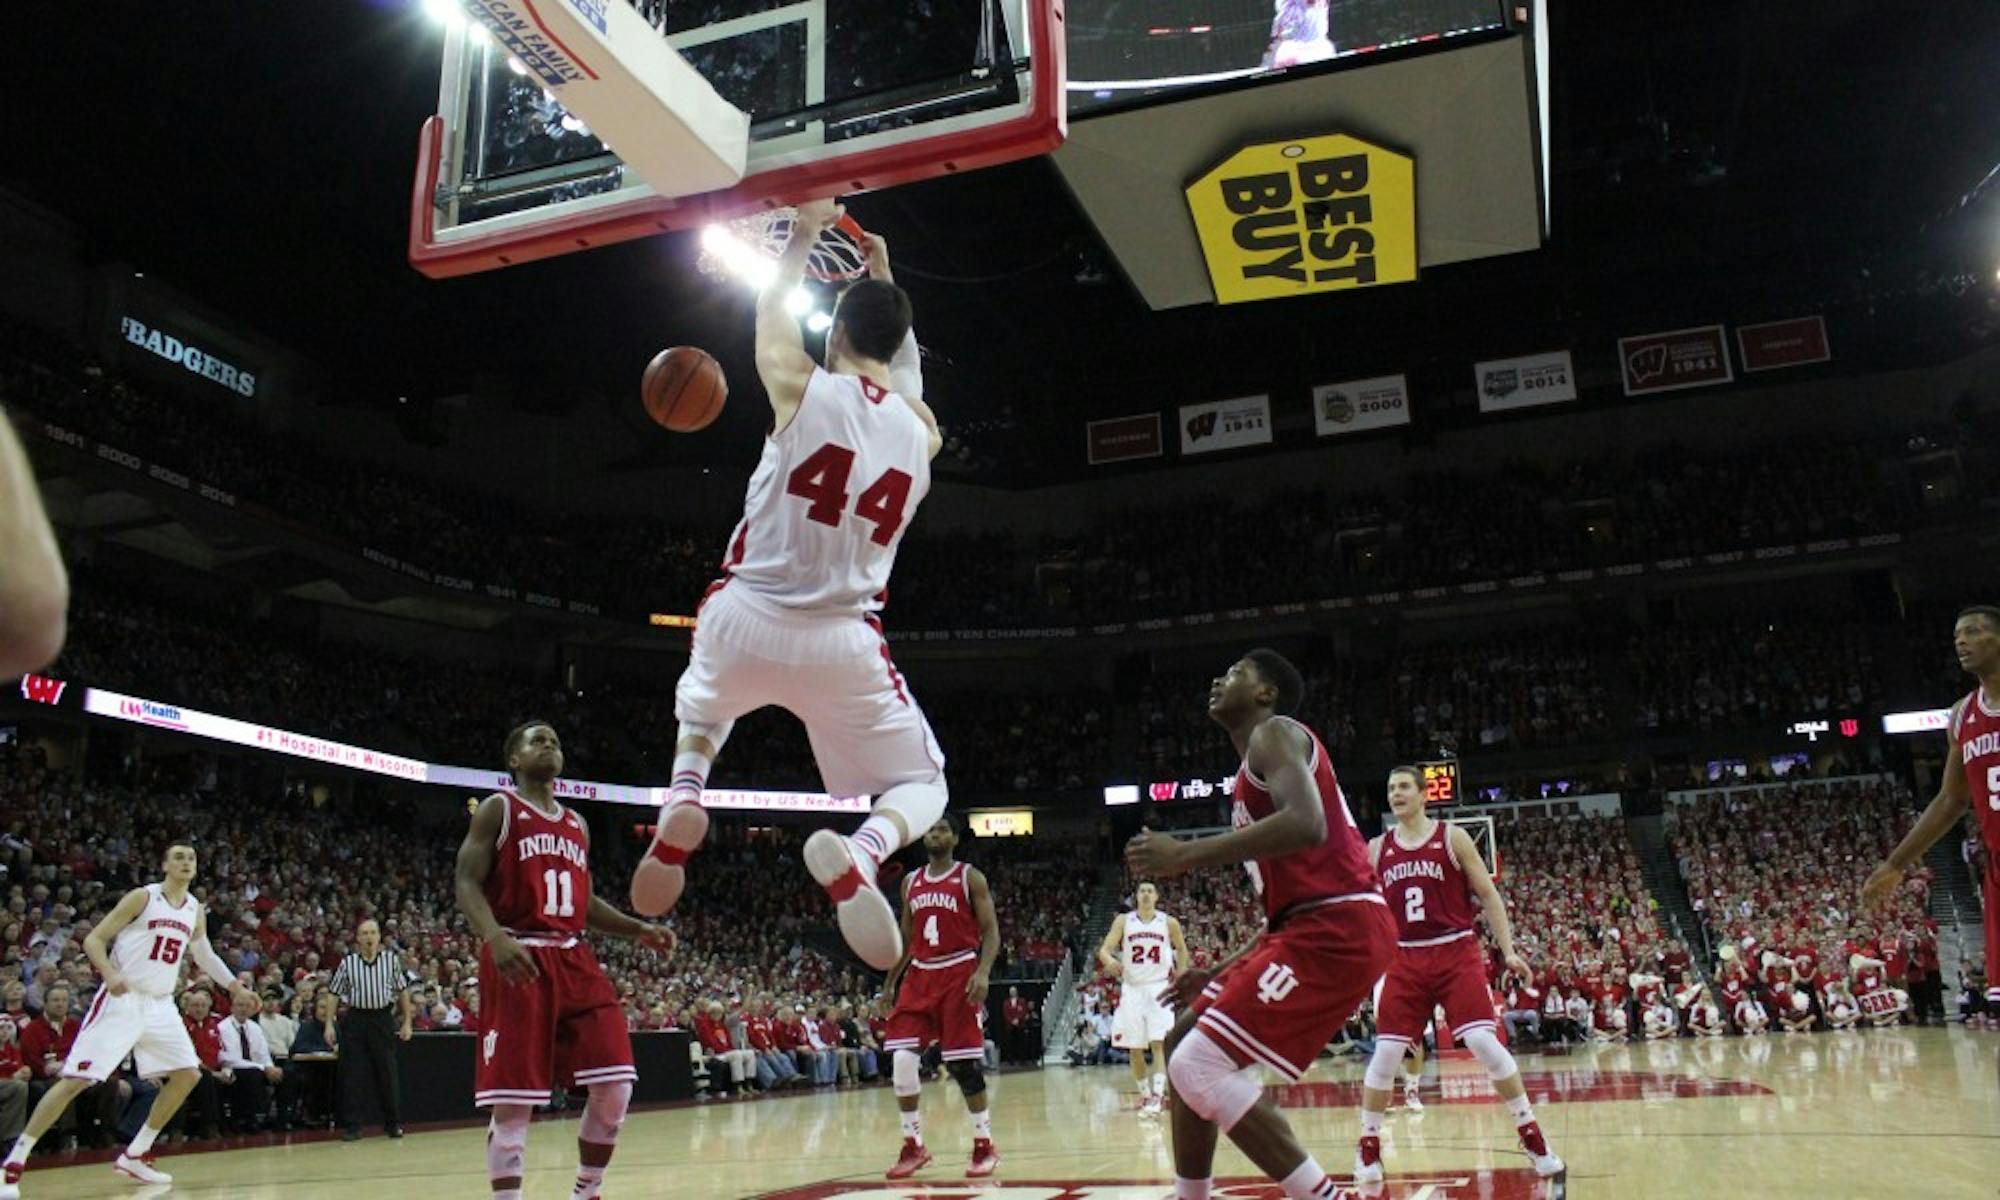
{"left": 642, "top": 346, "right": 727, "bottom": 432}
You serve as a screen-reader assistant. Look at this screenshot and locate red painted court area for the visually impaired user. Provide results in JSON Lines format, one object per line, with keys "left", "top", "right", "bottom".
{"left": 1273, "top": 1068, "right": 1772, "bottom": 1108}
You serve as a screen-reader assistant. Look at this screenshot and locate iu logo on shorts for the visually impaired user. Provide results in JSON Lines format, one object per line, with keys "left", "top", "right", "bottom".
{"left": 1256, "top": 963, "right": 1300, "bottom": 1005}
{"left": 483, "top": 1029, "right": 499, "bottom": 1062}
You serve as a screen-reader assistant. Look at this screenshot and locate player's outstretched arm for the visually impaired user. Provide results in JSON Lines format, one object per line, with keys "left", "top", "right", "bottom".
{"left": 584, "top": 892, "right": 676, "bottom": 959}
{"left": 755, "top": 199, "right": 841, "bottom": 427}
{"left": 1124, "top": 720, "right": 1324, "bottom": 877}
{"left": 1865, "top": 707, "right": 1971, "bottom": 904}
{"left": 455, "top": 794, "right": 540, "bottom": 982}
{"left": 81, "top": 887, "right": 151, "bottom": 994}
{"left": 0, "top": 408, "right": 68, "bottom": 675}
{"left": 1452, "top": 824, "right": 1526, "bottom": 975}
{"left": 967, "top": 867, "right": 1000, "bottom": 1007}
{"left": 1096, "top": 913, "right": 1127, "bottom": 978}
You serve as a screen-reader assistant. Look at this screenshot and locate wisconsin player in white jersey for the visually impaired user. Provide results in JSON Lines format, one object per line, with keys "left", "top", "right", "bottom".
{"left": 632, "top": 198, "right": 949, "bottom": 972}
{"left": 1097, "top": 881, "right": 1188, "bottom": 1117}
{"left": 2, "top": 842, "right": 252, "bottom": 1197}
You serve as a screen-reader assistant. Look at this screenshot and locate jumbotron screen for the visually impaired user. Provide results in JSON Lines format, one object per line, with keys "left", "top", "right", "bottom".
{"left": 1067, "top": 0, "right": 1509, "bottom": 113}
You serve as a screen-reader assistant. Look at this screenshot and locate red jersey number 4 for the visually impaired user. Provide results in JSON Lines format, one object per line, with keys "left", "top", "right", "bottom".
{"left": 786, "top": 443, "right": 914, "bottom": 546}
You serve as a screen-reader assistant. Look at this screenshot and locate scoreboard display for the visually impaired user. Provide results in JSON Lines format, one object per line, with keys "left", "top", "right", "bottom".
{"left": 1417, "top": 759, "right": 1461, "bottom": 806}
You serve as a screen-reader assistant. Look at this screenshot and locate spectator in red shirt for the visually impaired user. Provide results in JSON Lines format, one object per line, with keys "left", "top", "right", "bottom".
{"left": 174, "top": 989, "right": 226, "bottom": 1141}
{"left": 745, "top": 998, "right": 798, "bottom": 1088}
{"left": 693, "top": 1002, "right": 749, "bottom": 1096}
{"left": 1001, "top": 986, "right": 1032, "bottom": 1065}
{"left": 17, "top": 985, "right": 116, "bottom": 1150}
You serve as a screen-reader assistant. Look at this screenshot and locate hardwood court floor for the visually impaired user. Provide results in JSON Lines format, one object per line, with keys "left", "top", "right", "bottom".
{"left": 14, "top": 1028, "right": 1996, "bottom": 1199}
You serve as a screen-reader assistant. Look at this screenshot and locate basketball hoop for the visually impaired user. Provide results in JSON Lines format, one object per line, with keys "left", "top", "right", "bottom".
{"left": 696, "top": 209, "right": 871, "bottom": 286}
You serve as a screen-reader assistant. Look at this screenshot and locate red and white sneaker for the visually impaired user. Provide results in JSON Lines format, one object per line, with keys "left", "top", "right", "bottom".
{"left": 630, "top": 800, "right": 710, "bottom": 916}
{"left": 1353, "top": 1135, "right": 1385, "bottom": 1185}
{"left": 1517, "top": 1122, "right": 1564, "bottom": 1177}
{"left": 114, "top": 1154, "right": 173, "bottom": 1184}
{"left": 885, "top": 1138, "right": 932, "bottom": 1180}
{"left": 2, "top": 1157, "right": 23, "bottom": 1200}
{"left": 967, "top": 1138, "right": 1000, "bottom": 1178}
{"left": 804, "top": 830, "right": 901, "bottom": 970}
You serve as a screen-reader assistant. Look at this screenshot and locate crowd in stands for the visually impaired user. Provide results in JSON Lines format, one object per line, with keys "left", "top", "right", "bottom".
{"left": 1630, "top": 618, "right": 1877, "bottom": 733}
{"left": 1390, "top": 630, "right": 1613, "bottom": 758}
{"left": 7, "top": 315, "right": 1991, "bottom": 636}
{"left": 1668, "top": 778, "right": 1948, "bottom": 1033}
{"left": 1136, "top": 662, "right": 1360, "bottom": 782}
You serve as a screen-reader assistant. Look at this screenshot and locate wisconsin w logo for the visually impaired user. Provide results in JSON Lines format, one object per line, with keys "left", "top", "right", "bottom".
{"left": 18, "top": 674, "right": 66, "bottom": 706}
{"left": 1256, "top": 962, "right": 1300, "bottom": 1005}
{"left": 1186, "top": 412, "right": 1218, "bottom": 442}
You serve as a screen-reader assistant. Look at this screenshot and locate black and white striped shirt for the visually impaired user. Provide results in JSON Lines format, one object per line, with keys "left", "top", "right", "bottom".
{"left": 329, "top": 949, "right": 407, "bottom": 1012}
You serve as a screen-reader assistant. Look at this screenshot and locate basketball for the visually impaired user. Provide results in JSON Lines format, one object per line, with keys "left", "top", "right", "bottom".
{"left": 643, "top": 346, "right": 727, "bottom": 432}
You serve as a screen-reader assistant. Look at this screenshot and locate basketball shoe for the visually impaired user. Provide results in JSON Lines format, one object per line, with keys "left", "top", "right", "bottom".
{"left": 2, "top": 1157, "right": 20, "bottom": 1200}
{"left": 967, "top": 1138, "right": 1000, "bottom": 1178}
{"left": 1353, "top": 1135, "right": 1384, "bottom": 1185}
{"left": 1518, "top": 1121, "right": 1563, "bottom": 1177}
{"left": 631, "top": 800, "right": 709, "bottom": 917}
{"left": 805, "top": 829, "right": 902, "bottom": 970}
{"left": 886, "top": 1138, "right": 932, "bottom": 1180}
{"left": 114, "top": 1154, "right": 173, "bottom": 1184}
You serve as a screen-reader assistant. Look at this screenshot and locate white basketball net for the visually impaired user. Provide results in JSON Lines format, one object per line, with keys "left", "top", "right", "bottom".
{"left": 695, "top": 209, "right": 869, "bottom": 285}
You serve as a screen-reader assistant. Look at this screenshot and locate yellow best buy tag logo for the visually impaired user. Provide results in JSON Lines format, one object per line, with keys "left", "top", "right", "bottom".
{"left": 1185, "top": 133, "right": 1417, "bottom": 305}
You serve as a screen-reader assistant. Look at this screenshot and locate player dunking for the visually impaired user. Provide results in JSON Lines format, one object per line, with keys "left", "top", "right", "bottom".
{"left": 631, "top": 198, "right": 949, "bottom": 973}
{"left": 1863, "top": 604, "right": 2000, "bottom": 1017}
{"left": 880, "top": 816, "right": 1001, "bottom": 1179}
{"left": 1355, "top": 766, "right": 1562, "bottom": 1185}
{"left": 1098, "top": 880, "right": 1189, "bottom": 1117}
{"left": 456, "top": 721, "right": 675, "bottom": 1200}
{"left": 1125, "top": 649, "right": 1394, "bottom": 1200}
{"left": 2, "top": 842, "right": 253, "bottom": 1197}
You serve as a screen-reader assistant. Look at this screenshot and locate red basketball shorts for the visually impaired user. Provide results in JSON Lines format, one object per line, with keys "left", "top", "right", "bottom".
{"left": 1193, "top": 897, "right": 1393, "bottom": 1081}
{"left": 1373, "top": 931, "right": 1496, "bottom": 1044}
{"left": 886, "top": 957, "right": 985, "bottom": 1062}
{"left": 474, "top": 937, "right": 634, "bottom": 1107}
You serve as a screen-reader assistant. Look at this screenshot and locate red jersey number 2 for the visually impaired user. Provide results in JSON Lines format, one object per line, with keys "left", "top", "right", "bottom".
{"left": 786, "top": 444, "right": 914, "bottom": 546}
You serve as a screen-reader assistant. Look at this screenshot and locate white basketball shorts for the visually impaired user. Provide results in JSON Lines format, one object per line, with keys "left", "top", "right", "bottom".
{"left": 1112, "top": 980, "right": 1174, "bottom": 1049}
{"left": 62, "top": 989, "right": 199, "bottom": 1082}
{"left": 675, "top": 582, "right": 946, "bottom": 797}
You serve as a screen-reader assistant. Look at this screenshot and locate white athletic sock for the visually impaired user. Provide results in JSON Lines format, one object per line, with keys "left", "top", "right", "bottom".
{"left": 970, "top": 1109, "right": 992, "bottom": 1139}
{"left": 669, "top": 750, "right": 711, "bottom": 808}
{"left": 1175, "top": 1177, "right": 1212, "bottom": 1200}
{"left": 1506, "top": 1094, "right": 1534, "bottom": 1124}
{"left": 6, "top": 1133, "right": 34, "bottom": 1166}
{"left": 1151, "top": 1071, "right": 1167, "bottom": 1098}
{"left": 571, "top": 1164, "right": 607, "bottom": 1199}
{"left": 1359, "top": 1108, "right": 1385, "bottom": 1137}
{"left": 900, "top": 1111, "right": 924, "bottom": 1145}
{"left": 855, "top": 781, "right": 948, "bottom": 866}
{"left": 493, "top": 1191, "right": 523, "bottom": 1200}
{"left": 1278, "top": 1157, "right": 1340, "bottom": 1199}
{"left": 127, "top": 1125, "right": 161, "bottom": 1158}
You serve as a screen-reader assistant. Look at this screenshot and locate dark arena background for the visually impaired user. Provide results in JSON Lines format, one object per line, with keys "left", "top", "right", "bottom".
{"left": 2, "top": 1, "right": 1998, "bottom": 1197}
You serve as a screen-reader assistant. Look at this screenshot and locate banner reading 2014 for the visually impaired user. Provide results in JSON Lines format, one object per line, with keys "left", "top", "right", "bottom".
{"left": 1184, "top": 133, "right": 1417, "bottom": 305}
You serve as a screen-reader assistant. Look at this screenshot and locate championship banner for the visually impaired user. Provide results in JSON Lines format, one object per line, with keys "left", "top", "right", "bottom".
{"left": 1312, "top": 374, "right": 1410, "bottom": 437}
{"left": 1737, "top": 315, "right": 1831, "bottom": 372}
{"left": 1086, "top": 413, "right": 1164, "bottom": 465}
{"left": 1619, "top": 324, "right": 1733, "bottom": 396}
{"left": 1179, "top": 395, "right": 1272, "bottom": 455}
{"left": 1184, "top": 133, "right": 1417, "bottom": 305}
{"left": 1474, "top": 350, "right": 1576, "bottom": 412}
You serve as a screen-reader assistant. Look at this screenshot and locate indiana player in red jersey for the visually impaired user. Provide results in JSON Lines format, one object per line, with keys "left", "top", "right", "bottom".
{"left": 1864, "top": 604, "right": 2000, "bottom": 1018}
{"left": 456, "top": 722, "right": 675, "bottom": 1200}
{"left": 632, "top": 200, "right": 950, "bottom": 975}
{"left": 1125, "top": 649, "right": 1394, "bottom": 1200}
{"left": 880, "top": 815, "right": 1001, "bottom": 1179}
{"left": 1355, "top": 766, "right": 1562, "bottom": 1184}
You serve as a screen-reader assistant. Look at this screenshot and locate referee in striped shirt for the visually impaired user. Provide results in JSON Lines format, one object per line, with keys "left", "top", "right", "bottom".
{"left": 328, "top": 918, "right": 413, "bottom": 1141}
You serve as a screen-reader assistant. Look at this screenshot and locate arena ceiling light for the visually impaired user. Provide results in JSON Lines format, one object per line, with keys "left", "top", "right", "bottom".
{"left": 696, "top": 224, "right": 817, "bottom": 318}
{"left": 420, "top": 0, "right": 466, "bottom": 29}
